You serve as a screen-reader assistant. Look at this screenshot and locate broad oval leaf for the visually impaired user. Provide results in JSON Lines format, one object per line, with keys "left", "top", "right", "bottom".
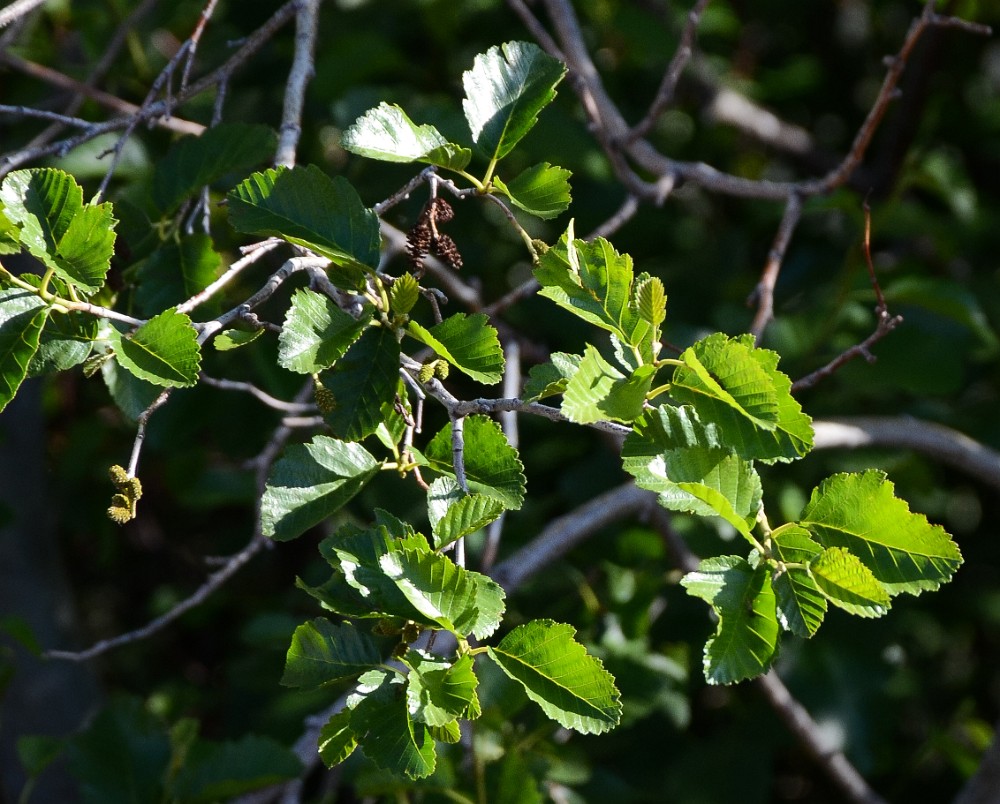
{"left": 404, "top": 651, "right": 480, "bottom": 726}
{"left": 560, "top": 345, "right": 654, "bottom": 424}
{"left": 492, "top": 162, "right": 571, "bottom": 220}
{"left": 0, "top": 288, "right": 49, "bottom": 413}
{"left": 134, "top": 234, "right": 221, "bottom": 317}
{"left": 427, "top": 477, "right": 505, "bottom": 549}
{"left": 278, "top": 288, "right": 373, "bottom": 374}
{"left": 535, "top": 228, "right": 646, "bottom": 348}
{"left": 462, "top": 41, "right": 566, "bottom": 161}
{"left": 379, "top": 547, "right": 506, "bottom": 639}
{"left": 671, "top": 333, "right": 813, "bottom": 463}
{"left": 486, "top": 619, "right": 621, "bottom": 734}
{"left": 261, "top": 436, "right": 380, "bottom": 541}
{"left": 348, "top": 670, "right": 437, "bottom": 780}
{"left": 1, "top": 168, "right": 115, "bottom": 294}
{"left": 522, "top": 351, "right": 581, "bottom": 401}
{"left": 808, "top": 547, "right": 891, "bottom": 618}
{"left": 681, "top": 555, "right": 779, "bottom": 684}
{"left": 408, "top": 313, "right": 504, "bottom": 384}
{"left": 771, "top": 524, "right": 827, "bottom": 637}
{"left": 111, "top": 308, "right": 201, "bottom": 388}
{"left": 152, "top": 123, "right": 277, "bottom": 214}
{"left": 799, "top": 470, "right": 963, "bottom": 595}
{"left": 318, "top": 326, "right": 401, "bottom": 441}
{"left": 341, "top": 102, "right": 472, "bottom": 171}
{"left": 281, "top": 618, "right": 381, "bottom": 688}
{"left": 228, "top": 166, "right": 380, "bottom": 268}
{"left": 419, "top": 415, "right": 525, "bottom": 509}
{"left": 317, "top": 710, "right": 357, "bottom": 769}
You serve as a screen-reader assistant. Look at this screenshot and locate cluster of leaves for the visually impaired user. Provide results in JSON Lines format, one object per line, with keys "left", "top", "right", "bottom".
{"left": 522, "top": 226, "right": 963, "bottom": 682}
{"left": 0, "top": 36, "right": 967, "bottom": 790}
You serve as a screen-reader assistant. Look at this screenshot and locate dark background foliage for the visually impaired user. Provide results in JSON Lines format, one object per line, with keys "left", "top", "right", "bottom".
{"left": 1, "top": 0, "right": 999, "bottom": 801}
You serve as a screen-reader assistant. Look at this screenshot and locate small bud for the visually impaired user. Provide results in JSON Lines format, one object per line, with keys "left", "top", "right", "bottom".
{"left": 314, "top": 380, "right": 337, "bottom": 414}
{"left": 390, "top": 273, "right": 420, "bottom": 316}
{"left": 434, "top": 360, "right": 450, "bottom": 379}
{"left": 418, "top": 363, "right": 435, "bottom": 384}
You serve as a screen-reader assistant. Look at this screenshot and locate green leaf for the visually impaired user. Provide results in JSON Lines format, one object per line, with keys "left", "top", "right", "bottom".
{"left": 681, "top": 556, "right": 779, "bottom": 684}
{"left": 390, "top": 273, "right": 420, "bottom": 316}
{"left": 110, "top": 308, "right": 201, "bottom": 388}
{"left": 799, "top": 470, "right": 963, "bottom": 595}
{"left": 0, "top": 169, "right": 116, "bottom": 294}
{"left": 341, "top": 103, "right": 472, "bottom": 171}
{"left": 492, "top": 162, "right": 571, "bottom": 219}
{"left": 66, "top": 696, "right": 171, "bottom": 804}
{"left": 317, "top": 710, "right": 358, "bottom": 769}
{"left": 462, "top": 41, "right": 566, "bottom": 161}
{"left": 349, "top": 670, "right": 437, "bottom": 779}
{"left": 133, "top": 235, "right": 220, "bottom": 317}
{"left": 622, "top": 405, "right": 762, "bottom": 541}
{"left": 261, "top": 436, "right": 380, "bottom": 541}
{"left": 152, "top": 123, "right": 277, "bottom": 214}
{"left": 487, "top": 619, "right": 621, "bottom": 734}
{"left": 281, "top": 618, "right": 381, "bottom": 688}
{"left": 534, "top": 228, "right": 646, "bottom": 348}
{"left": 228, "top": 166, "right": 380, "bottom": 268}
{"left": 212, "top": 328, "right": 263, "bottom": 351}
{"left": 671, "top": 333, "right": 813, "bottom": 463}
{"left": 278, "top": 288, "right": 373, "bottom": 374}
{"left": 324, "top": 523, "right": 433, "bottom": 623}
{"left": 0, "top": 288, "right": 49, "bottom": 413}
{"left": 0, "top": 202, "right": 20, "bottom": 254}
{"left": 634, "top": 273, "right": 667, "bottom": 329}
{"left": 808, "top": 547, "right": 891, "bottom": 618}
{"left": 770, "top": 525, "right": 827, "bottom": 637}
{"left": 318, "top": 326, "right": 400, "bottom": 441}
{"left": 560, "top": 344, "right": 654, "bottom": 424}
{"left": 521, "top": 351, "right": 580, "bottom": 401}
{"left": 405, "top": 651, "right": 480, "bottom": 726}
{"left": 427, "top": 477, "right": 505, "bottom": 549}
{"left": 379, "top": 547, "right": 506, "bottom": 639}
{"left": 168, "top": 735, "right": 301, "bottom": 803}
{"left": 100, "top": 351, "right": 161, "bottom": 421}
{"left": 16, "top": 735, "right": 64, "bottom": 778}
{"left": 408, "top": 313, "right": 504, "bottom": 384}
{"left": 420, "top": 415, "right": 526, "bottom": 509}
{"left": 29, "top": 310, "right": 96, "bottom": 376}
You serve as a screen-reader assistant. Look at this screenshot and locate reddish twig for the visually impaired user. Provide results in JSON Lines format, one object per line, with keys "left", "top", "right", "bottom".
{"left": 748, "top": 193, "right": 803, "bottom": 341}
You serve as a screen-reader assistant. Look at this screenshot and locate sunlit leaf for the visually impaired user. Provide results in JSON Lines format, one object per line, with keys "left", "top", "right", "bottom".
{"left": 799, "top": 470, "right": 963, "bottom": 595}
{"left": 110, "top": 308, "right": 201, "bottom": 388}
{"left": 487, "top": 619, "right": 621, "bottom": 734}
{"left": 341, "top": 102, "right": 471, "bottom": 171}
{"left": 419, "top": 415, "right": 525, "bottom": 509}
{"left": 492, "top": 162, "right": 571, "bottom": 219}
{"left": 671, "top": 333, "right": 812, "bottom": 463}
{"left": 228, "top": 166, "right": 380, "bottom": 268}
{"left": 808, "top": 547, "right": 891, "bottom": 618}
{"left": 681, "top": 556, "right": 779, "bottom": 684}
{"left": 408, "top": 313, "right": 504, "bottom": 384}
{"left": 379, "top": 547, "right": 505, "bottom": 639}
{"left": 560, "top": 344, "right": 654, "bottom": 424}
{"left": 261, "top": 436, "right": 380, "bottom": 541}
{"left": 404, "top": 651, "right": 480, "bottom": 726}
{"left": 278, "top": 288, "right": 373, "bottom": 374}
{"left": 462, "top": 41, "right": 566, "bottom": 161}
{"left": 281, "top": 618, "right": 381, "bottom": 688}
{"left": 770, "top": 524, "right": 827, "bottom": 637}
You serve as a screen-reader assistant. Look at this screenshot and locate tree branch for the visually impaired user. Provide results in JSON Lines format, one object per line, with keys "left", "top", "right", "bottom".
{"left": 274, "top": 0, "right": 321, "bottom": 168}
{"left": 813, "top": 417, "right": 1000, "bottom": 492}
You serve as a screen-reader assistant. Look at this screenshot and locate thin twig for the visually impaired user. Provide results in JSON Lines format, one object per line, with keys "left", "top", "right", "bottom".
{"left": 482, "top": 340, "right": 521, "bottom": 571}
{"left": 127, "top": 389, "right": 172, "bottom": 476}
{"left": 812, "top": 417, "right": 1000, "bottom": 492}
{"left": 628, "top": 0, "right": 712, "bottom": 143}
{"left": 199, "top": 374, "right": 317, "bottom": 413}
{"left": 792, "top": 203, "right": 902, "bottom": 392}
{"left": 274, "top": 0, "right": 320, "bottom": 168}
{"left": 0, "top": 0, "right": 47, "bottom": 30}
{"left": 748, "top": 193, "right": 803, "bottom": 341}
{"left": 176, "top": 239, "right": 284, "bottom": 315}
{"left": 180, "top": 0, "right": 221, "bottom": 92}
